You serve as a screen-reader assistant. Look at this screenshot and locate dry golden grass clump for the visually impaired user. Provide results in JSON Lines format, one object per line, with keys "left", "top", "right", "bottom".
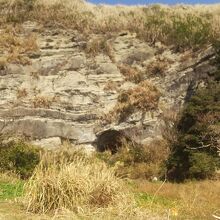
{"left": 0, "top": 57, "right": 7, "bottom": 70}
{"left": 16, "top": 88, "right": 28, "bottom": 99}
{"left": 24, "top": 148, "right": 153, "bottom": 219}
{"left": 135, "top": 180, "right": 220, "bottom": 219}
{"left": 104, "top": 80, "right": 120, "bottom": 91}
{"left": 85, "top": 36, "right": 115, "bottom": 61}
{"left": 147, "top": 56, "right": 172, "bottom": 76}
{"left": 117, "top": 80, "right": 160, "bottom": 111}
{"left": 32, "top": 95, "right": 58, "bottom": 108}
{"left": 97, "top": 138, "right": 170, "bottom": 180}
{"left": 118, "top": 64, "right": 143, "bottom": 83}
{"left": 106, "top": 80, "right": 160, "bottom": 122}
{"left": 0, "top": 26, "right": 38, "bottom": 65}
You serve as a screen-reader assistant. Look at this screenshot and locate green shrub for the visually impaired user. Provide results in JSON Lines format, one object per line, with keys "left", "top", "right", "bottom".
{"left": 141, "top": 8, "right": 212, "bottom": 50}
{"left": 166, "top": 147, "right": 218, "bottom": 181}
{"left": 165, "top": 45, "right": 220, "bottom": 181}
{"left": 0, "top": 139, "right": 40, "bottom": 179}
{"left": 170, "top": 14, "right": 211, "bottom": 50}
{"left": 189, "top": 152, "right": 217, "bottom": 179}
{"left": 166, "top": 82, "right": 220, "bottom": 182}
{"left": 142, "top": 7, "right": 170, "bottom": 43}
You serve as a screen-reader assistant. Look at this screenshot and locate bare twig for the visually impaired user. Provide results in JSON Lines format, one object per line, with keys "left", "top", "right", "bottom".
{"left": 150, "top": 178, "right": 167, "bottom": 208}
{"left": 213, "top": 210, "right": 220, "bottom": 220}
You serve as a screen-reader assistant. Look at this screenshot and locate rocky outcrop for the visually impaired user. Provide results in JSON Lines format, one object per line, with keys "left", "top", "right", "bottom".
{"left": 0, "top": 22, "right": 217, "bottom": 149}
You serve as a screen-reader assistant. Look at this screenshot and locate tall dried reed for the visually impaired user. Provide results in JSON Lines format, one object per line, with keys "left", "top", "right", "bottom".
{"left": 24, "top": 147, "right": 155, "bottom": 219}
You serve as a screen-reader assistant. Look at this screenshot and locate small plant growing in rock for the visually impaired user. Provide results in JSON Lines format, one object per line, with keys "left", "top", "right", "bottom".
{"left": 180, "top": 50, "right": 193, "bottom": 62}
{"left": 0, "top": 58, "right": 7, "bottom": 70}
{"left": 104, "top": 80, "right": 119, "bottom": 92}
{"left": 17, "top": 88, "right": 28, "bottom": 99}
{"left": 31, "top": 71, "right": 40, "bottom": 80}
{"left": 106, "top": 80, "right": 160, "bottom": 122}
{"left": 85, "top": 36, "right": 114, "bottom": 60}
{"left": 32, "top": 96, "right": 54, "bottom": 108}
{"left": 0, "top": 27, "right": 38, "bottom": 65}
{"left": 32, "top": 87, "right": 41, "bottom": 96}
{"left": 147, "top": 56, "right": 172, "bottom": 76}
{"left": 7, "top": 51, "right": 31, "bottom": 65}
{"left": 23, "top": 33, "right": 38, "bottom": 53}
{"left": 118, "top": 64, "right": 143, "bottom": 83}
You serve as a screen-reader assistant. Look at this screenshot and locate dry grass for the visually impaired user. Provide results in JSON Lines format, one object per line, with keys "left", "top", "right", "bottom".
{"left": 118, "top": 64, "right": 143, "bottom": 83}
{"left": 180, "top": 50, "right": 193, "bottom": 62}
{"left": 1, "top": 1, "right": 220, "bottom": 49}
{"left": 0, "top": 57, "right": 7, "bottom": 70}
{"left": 0, "top": 25, "right": 38, "bottom": 65}
{"left": 104, "top": 80, "right": 120, "bottom": 91}
{"left": 106, "top": 80, "right": 160, "bottom": 122}
{"left": 32, "top": 96, "right": 57, "bottom": 108}
{"left": 0, "top": 202, "right": 50, "bottom": 220}
{"left": 1, "top": 146, "right": 218, "bottom": 219}
{"left": 147, "top": 56, "right": 173, "bottom": 76}
{"left": 85, "top": 36, "right": 115, "bottom": 61}
{"left": 24, "top": 147, "right": 155, "bottom": 219}
{"left": 17, "top": 88, "right": 28, "bottom": 99}
{"left": 135, "top": 180, "right": 220, "bottom": 219}
{"left": 31, "top": 72, "right": 40, "bottom": 80}
{"left": 0, "top": 171, "right": 21, "bottom": 183}
{"left": 96, "top": 138, "right": 170, "bottom": 180}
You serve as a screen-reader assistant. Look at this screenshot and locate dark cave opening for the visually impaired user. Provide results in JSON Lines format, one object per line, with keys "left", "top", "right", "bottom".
{"left": 96, "top": 129, "right": 129, "bottom": 154}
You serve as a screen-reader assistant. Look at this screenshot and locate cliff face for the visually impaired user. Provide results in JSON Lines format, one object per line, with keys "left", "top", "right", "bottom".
{"left": 0, "top": 21, "right": 217, "bottom": 149}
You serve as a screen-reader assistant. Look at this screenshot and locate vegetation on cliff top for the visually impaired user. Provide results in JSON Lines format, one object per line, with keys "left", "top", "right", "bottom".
{"left": 0, "top": 0, "right": 220, "bottom": 50}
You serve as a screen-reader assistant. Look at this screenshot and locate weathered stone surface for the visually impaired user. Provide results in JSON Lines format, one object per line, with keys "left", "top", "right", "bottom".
{"left": 32, "top": 137, "right": 62, "bottom": 149}
{"left": 0, "top": 119, "right": 96, "bottom": 143}
{"left": 113, "top": 33, "right": 155, "bottom": 64}
{"left": 0, "top": 22, "right": 216, "bottom": 148}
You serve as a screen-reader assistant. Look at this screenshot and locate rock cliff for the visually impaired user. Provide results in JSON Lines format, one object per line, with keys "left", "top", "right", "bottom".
{"left": 0, "top": 21, "right": 217, "bottom": 149}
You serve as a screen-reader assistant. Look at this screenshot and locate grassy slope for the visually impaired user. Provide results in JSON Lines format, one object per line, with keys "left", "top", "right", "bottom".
{"left": 1, "top": 0, "right": 220, "bottom": 49}
{"left": 0, "top": 174, "right": 50, "bottom": 220}
{"left": 0, "top": 181, "right": 23, "bottom": 200}
{"left": 134, "top": 180, "right": 220, "bottom": 220}
{"left": 0, "top": 174, "right": 219, "bottom": 219}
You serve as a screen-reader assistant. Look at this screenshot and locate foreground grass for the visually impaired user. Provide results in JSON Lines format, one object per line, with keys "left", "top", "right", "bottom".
{"left": 0, "top": 173, "right": 24, "bottom": 201}
{"left": 0, "top": 173, "right": 219, "bottom": 219}
{"left": 0, "top": 174, "right": 39, "bottom": 220}
{"left": 134, "top": 180, "right": 220, "bottom": 219}
{"left": 0, "top": 182, "right": 23, "bottom": 201}
{"left": 0, "top": 174, "right": 55, "bottom": 220}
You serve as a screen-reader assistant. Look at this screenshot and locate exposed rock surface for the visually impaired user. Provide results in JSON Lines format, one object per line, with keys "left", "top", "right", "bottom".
{"left": 0, "top": 22, "right": 217, "bottom": 148}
